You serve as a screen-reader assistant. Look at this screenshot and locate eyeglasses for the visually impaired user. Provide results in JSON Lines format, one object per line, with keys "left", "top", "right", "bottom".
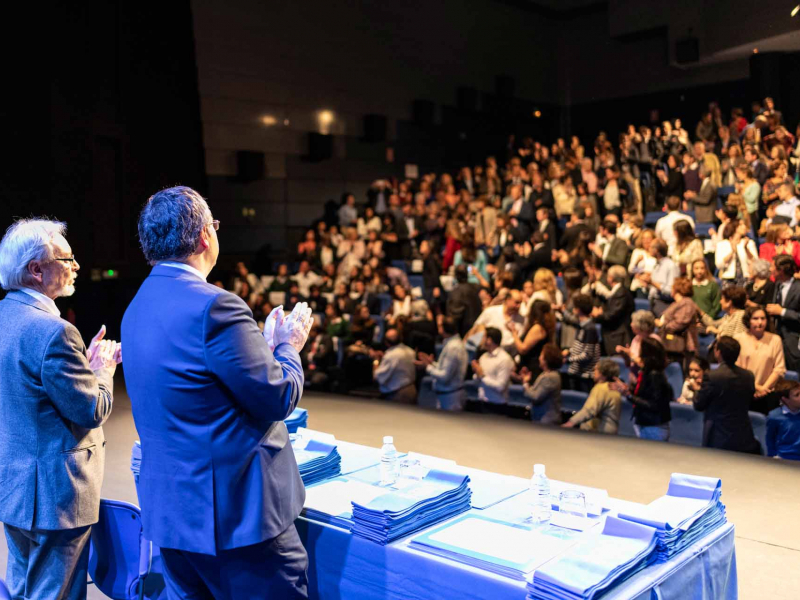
{"left": 54, "top": 257, "right": 77, "bottom": 264}
{"left": 208, "top": 220, "right": 220, "bottom": 231}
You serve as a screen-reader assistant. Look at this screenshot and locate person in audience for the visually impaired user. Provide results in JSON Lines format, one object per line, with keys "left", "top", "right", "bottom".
{"left": 690, "top": 259, "right": 721, "bottom": 318}
{"left": 416, "top": 317, "right": 469, "bottom": 411}
{"left": 655, "top": 155, "right": 685, "bottom": 205}
{"left": 472, "top": 327, "right": 515, "bottom": 410}
{"left": 563, "top": 358, "right": 623, "bottom": 434}
{"left": 350, "top": 305, "right": 376, "bottom": 344}
{"left": 454, "top": 238, "right": 489, "bottom": 285}
{"left": 530, "top": 267, "right": 563, "bottom": 307}
{"left": 373, "top": 327, "right": 417, "bottom": 404}
{"left": 655, "top": 195, "right": 694, "bottom": 252}
{"left": 766, "top": 254, "right": 800, "bottom": 373}
{"left": 656, "top": 276, "right": 699, "bottom": 368}
{"left": 774, "top": 182, "right": 800, "bottom": 227}
{"left": 766, "top": 381, "right": 800, "bottom": 461}
{"left": 269, "top": 263, "right": 293, "bottom": 293}
{"left": 684, "top": 164, "right": 717, "bottom": 223}
{"left": 338, "top": 192, "right": 359, "bottom": 228}
{"left": 693, "top": 336, "right": 762, "bottom": 454}
{"left": 611, "top": 338, "right": 673, "bottom": 441}
{"left": 324, "top": 303, "right": 351, "bottom": 344}
{"left": 735, "top": 305, "right": 786, "bottom": 413}
{"left": 735, "top": 165, "right": 761, "bottom": 234}
{"left": 522, "top": 343, "right": 563, "bottom": 425}
{"left": 701, "top": 285, "right": 748, "bottom": 337}
{"left": 302, "top": 324, "right": 336, "bottom": 390}
{"left": 387, "top": 283, "right": 411, "bottom": 326}
{"left": 628, "top": 229, "right": 657, "bottom": 296}
{"left": 592, "top": 219, "right": 628, "bottom": 267}
{"left": 591, "top": 265, "right": 634, "bottom": 356}
{"left": 677, "top": 356, "right": 709, "bottom": 405}
{"left": 639, "top": 239, "right": 679, "bottom": 317}
{"left": 715, "top": 219, "right": 757, "bottom": 287}
{"left": 670, "top": 220, "right": 704, "bottom": 275}
{"left": 466, "top": 289, "right": 525, "bottom": 357}
{"left": 509, "top": 300, "right": 556, "bottom": 379}
{"left": 563, "top": 293, "right": 601, "bottom": 393}
{"left": 745, "top": 259, "right": 775, "bottom": 308}
{"left": 404, "top": 300, "right": 437, "bottom": 356}
{"left": 616, "top": 309, "right": 660, "bottom": 369}
{"left": 446, "top": 264, "right": 482, "bottom": 337}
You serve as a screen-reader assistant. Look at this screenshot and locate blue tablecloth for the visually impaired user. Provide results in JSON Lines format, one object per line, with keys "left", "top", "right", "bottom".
{"left": 296, "top": 514, "right": 736, "bottom": 600}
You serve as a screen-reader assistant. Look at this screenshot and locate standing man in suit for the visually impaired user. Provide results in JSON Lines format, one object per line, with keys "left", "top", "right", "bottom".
{"left": 591, "top": 265, "right": 634, "bottom": 356}
{"left": 693, "top": 336, "right": 761, "bottom": 453}
{"left": 766, "top": 254, "right": 800, "bottom": 373}
{"left": 122, "top": 187, "right": 314, "bottom": 599}
{"left": 446, "top": 265, "right": 482, "bottom": 338}
{"left": 592, "top": 219, "right": 629, "bottom": 267}
{"left": 0, "top": 219, "right": 121, "bottom": 600}
{"left": 685, "top": 165, "right": 717, "bottom": 223}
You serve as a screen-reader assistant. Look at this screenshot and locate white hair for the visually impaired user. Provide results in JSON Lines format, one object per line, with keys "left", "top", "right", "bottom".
{"left": 0, "top": 219, "right": 66, "bottom": 291}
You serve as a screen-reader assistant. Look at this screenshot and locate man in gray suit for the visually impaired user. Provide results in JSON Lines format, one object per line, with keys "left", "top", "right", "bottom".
{"left": 0, "top": 219, "right": 121, "bottom": 600}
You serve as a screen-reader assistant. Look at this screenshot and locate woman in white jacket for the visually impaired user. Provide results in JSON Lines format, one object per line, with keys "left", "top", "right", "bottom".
{"left": 715, "top": 219, "right": 757, "bottom": 286}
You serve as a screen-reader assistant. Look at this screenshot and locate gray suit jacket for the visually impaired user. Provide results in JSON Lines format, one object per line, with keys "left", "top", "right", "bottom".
{"left": 0, "top": 291, "right": 113, "bottom": 530}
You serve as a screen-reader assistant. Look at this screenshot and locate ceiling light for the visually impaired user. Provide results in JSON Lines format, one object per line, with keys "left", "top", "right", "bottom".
{"left": 753, "top": 48, "right": 759, "bottom": 54}
{"left": 260, "top": 115, "right": 277, "bottom": 126}
{"left": 533, "top": 110, "right": 542, "bottom": 118}
{"left": 791, "top": 5, "right": 799, "bottom": 17}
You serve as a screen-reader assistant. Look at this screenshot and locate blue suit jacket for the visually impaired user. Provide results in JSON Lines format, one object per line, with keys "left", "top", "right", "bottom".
{"left": 121, "top": 265, "right": 305, "bottom": 555}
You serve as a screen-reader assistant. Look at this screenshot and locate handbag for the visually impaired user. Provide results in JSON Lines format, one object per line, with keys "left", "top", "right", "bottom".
{"left": 662, "top": 331, "right": 687, "bottom": 354}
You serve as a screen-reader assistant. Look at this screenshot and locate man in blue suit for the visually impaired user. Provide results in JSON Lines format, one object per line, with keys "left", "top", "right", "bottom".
{"left": 122, "top": 187, "right": 313, "bottom": 599}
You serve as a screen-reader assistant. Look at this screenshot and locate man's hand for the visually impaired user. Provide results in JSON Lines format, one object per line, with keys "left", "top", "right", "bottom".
{"left": 86, "top": 325, "right": 107, "bottom": 363}
{"left": 262, "top": 305, "right": 284, "bottom": 352}
{"left": 471, "top": 359, "right": 483, "bottom": 378}
{"left": 89, "top": 339, "right": 118, "bottom": 374}
{"left": 591, "top": 306, "right": 603, "bottom": 318}
{"left": 274, "top": 302, "right": 314, "bottom": 353}
{"left": 765, "top": 303, "right": 783, "bottom": 317}
{"left": 415, "top": 352, "right": 434, "bottom": 367}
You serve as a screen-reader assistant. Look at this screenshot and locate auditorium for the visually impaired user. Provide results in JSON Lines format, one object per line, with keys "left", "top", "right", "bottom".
{"left": 1, "top": 1, "right": 799, "bottom": 599}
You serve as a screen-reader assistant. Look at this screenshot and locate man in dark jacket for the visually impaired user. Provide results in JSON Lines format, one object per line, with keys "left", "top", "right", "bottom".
{"left": 592, "top": 265, "right": 634, "bottom": 356}
{"left": 446, "top": 265, "right": 482, "bottom": 337}
{"left": 693, "top": 336, "right": 761, "bottom": 453}
{"left": 766, "top": 254, "right": 800, "bottom": 372}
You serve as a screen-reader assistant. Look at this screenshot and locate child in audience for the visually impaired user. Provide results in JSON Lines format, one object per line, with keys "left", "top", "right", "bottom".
{"left": 766, "top": 381, "right": 800, "bottom": 461}
{"left": 563, "top": 358, "right": 622, "bottom": 434}
{"left": 562, "top": 293, "right": 601, "bottom": 393}
{"left": 677, "top": 357, "right": 709, "bottom": 405}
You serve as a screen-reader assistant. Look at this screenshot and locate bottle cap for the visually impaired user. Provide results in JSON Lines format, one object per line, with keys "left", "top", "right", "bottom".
{"left": 533, "top": 464, "right": 545, "bottom": 475}
{"left": 383, "top": 436, "right": 394, "bottom": 444}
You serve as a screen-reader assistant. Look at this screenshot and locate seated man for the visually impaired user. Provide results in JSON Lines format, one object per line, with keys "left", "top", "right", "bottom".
{"left": 693, "top": 335, "right": 761, "bottom": 454}
{"left": 471, "top": 327, "right": 514, "bottom": 411}
{"left": 563, "top": 358, "right": 623, "bottom": 434}
{"left": 766, "top": 381, "right": 800, "bottom": 461}
{"left": 416, "top": 317, "right": 468, "bottom": 411}
{"left": 373, "top": 327, "right": 417, "bottom": 403}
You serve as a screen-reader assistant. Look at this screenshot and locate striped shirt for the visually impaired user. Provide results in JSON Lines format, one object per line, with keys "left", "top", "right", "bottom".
{"left": 567, "top": 318, "right": 601, "bottom": 379}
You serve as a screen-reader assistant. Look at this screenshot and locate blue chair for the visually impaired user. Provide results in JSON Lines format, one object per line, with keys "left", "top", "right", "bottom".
{"left": 560, "top": 390, "right": 589, "bottom": 413}
{"left": 508, "top": 385, "right": 529, "bottom": 408}
{"left": 418, "top": 376, "right": 438, "bottom": 410}
{"left": 695, "top": 222, "right": 713, "bottom": 238}
{"left": 88, "top": 499, "right": 152, "bottom": 600}
{"left": 464, "top": 380, "right": 480, "bottom": 401}
{"left": 375, "top": 293, "right": 393, "bottom": 315}
{"left": 556, "top": 276, "right": 566, "bottom": 297}
{"left": 608, "top": 356, "right": 629, "bottom": 383}
{"left": 371, "top": 315, "right": 386, "bottom": 344}
{"left": 0, "top": 579, "right": 10, "bottom": 600}
{"left": 408, "top": 275, "right": 425, "bottom": 294}
{"left": 391, "top": 260, "right": 408, "bottom": 273}
{"left": 665, "top": 362, "right": 684, "bottom": 401}
{"left": 644, "top": 212, "right": 663, "bottom": 226}
{"left": 618, "top": 399, "right": 635, "bottom": 437}
{"left": 434, "top": 342, "right": 444, "bottom": 358}
{"left": 749, "top": 412, "right": 767, "bottom": 454}
{"left": 634, "top": 298, "right": 650, "bottom": 312}
{"left": 785, "top": 371, "right": 799, "bottom": 382}
{"left": 697, "top": 334, "right": 715, "bottom": 359}
{"left": 669, "top": 402, "right": 704, "bottom": 446}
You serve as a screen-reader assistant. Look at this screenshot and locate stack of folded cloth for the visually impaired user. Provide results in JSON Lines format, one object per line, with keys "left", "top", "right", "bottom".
{"left": 616, "top": 473, "right": 726, "bottom": 562}
{"left": 526, "top": 516, "right": 658, "bottom": 600}
{"left": 285, "top": 407, "right": 308, "bottom": 433}
{"left": 349, "top": 469, "right": 472, "bottom": 545}
{"left": 292, "top": 438, "right": 341, "bottom": 486}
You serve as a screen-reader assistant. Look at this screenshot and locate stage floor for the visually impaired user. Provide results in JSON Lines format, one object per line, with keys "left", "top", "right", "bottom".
{"left": 3, "top": 378, "right": 798, "bottom": 599}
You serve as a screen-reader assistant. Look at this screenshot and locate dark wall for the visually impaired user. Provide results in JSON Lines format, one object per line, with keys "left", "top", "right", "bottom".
{"left": 0, "top": 1, "right": 206, "bottom": 339}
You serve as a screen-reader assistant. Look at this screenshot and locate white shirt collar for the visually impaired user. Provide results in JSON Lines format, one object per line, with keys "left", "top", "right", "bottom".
{"left": 159, "top": 261, "right": 207, "bottom": 281}
{"left": 18, "top": 288, "right": 60, "bottom": 316}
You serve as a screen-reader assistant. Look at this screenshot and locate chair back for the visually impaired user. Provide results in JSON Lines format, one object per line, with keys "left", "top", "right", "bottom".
{"left": 669, "top": 402, "right": 704, "bottom": 446}
{"left": 0, "top": 578, "right": 11, "bottom": 600}
{"left": 88, "top": 499, "right": 152, "bottom": 600}
{"left": 749, "top": 411, "right": 767, "bottom": 453}
{"left": 560, "top": 390, "right": 589, "bottom": 413}
{"left": 417, "top": 376, "right": 438, "bottom": 410}
{"left": 664, "top": 362, "right": 684, "bottom": 401}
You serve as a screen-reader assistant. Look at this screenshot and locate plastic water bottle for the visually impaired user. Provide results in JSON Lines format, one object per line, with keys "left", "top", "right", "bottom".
{"left": 530, "top": 464, "right": 551, "bottom": 526}
{"left": 380, "top": 436, "right": 398, "bottom": 486}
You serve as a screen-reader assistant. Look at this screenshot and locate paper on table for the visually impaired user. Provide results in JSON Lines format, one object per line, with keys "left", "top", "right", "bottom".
{"left": 304, "top": 479, "right": 387, "bottom": 518}
{"left": 463, "top": 468, "right": 528, "bottom": 510}
{"left": 549, "top": 512, "right": 597, "bottom": 532}
{"left": 295, "top": 427, "right": 336, "bottom": 445}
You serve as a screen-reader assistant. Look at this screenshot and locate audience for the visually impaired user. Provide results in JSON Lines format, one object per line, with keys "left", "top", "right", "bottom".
{"left": 417, "top": 317, "right": 468, "bottom": 411}
{"left": 472, "top": 327, "right": 515, "bottom": 409}
{"left": 522, "top": 343, "right": 563, "bottom": 425}
{"left": 563, "top": 358, "right": 622, "bottom": 434}
{"left": 374, "top": 327, "right": 417, "bottom": 403}
{"left": 735, "top": 305, "right": 785, "bottom": 413}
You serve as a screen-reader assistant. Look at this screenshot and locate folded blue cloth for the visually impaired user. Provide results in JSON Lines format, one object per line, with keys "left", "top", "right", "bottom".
{"left": 292, "top": 437, "right": 341, "bottom": 486}
{"left": 285, "top": 407, "right": 308, "bottom": 433}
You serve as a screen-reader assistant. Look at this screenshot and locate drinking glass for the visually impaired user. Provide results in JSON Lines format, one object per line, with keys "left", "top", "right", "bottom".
{"left": 559, "top": 490, "right": 587, "bottom": 520}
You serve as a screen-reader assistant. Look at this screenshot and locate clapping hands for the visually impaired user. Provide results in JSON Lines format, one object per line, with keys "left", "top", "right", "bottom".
{"left": 263, "top": 303, "right": 315, "bottom": 353}
{"left": 87, "top": 325, "right": 122, "bottom": 372}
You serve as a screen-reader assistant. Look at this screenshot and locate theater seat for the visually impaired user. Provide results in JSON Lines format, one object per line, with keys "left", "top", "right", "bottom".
{"left": 418, "top": 377, "right": 438, "bottom": 410}
{"left": 634, "top": 298, "right": 650, "bottom": 312}
{"left": 464, "top": 380, "right": 480, "bottom": 401}
{"left": 618, "top": 399, "right": 635, "bottom": 437}
{"left": 785, "top": 371, "right": 799, "bottom": 382}
{"left": 508, "top": 385, "right": 528, "bottom": 408}
{"left": 560, "top": 390, "right": 589, "bottom": 413}
{"left": 669, "top": 402, "right": 703, "bottom": 446}
{"left": 749, "top": 412, "right": 767, "bottom": 453}
{"left": 665, "top": 362, "right": 683, "bottom": 401}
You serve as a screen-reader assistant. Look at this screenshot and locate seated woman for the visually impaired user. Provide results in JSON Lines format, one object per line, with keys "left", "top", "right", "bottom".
{"left": 670, "top": 220, "right": 704, "bottom": 276}
{"left": 656, "top": 277, "right": 700, "bottom": 368}
{"left": 562, "top": 358, "right": 623, "bottom": 434}
{"left": 690, "top": 259, "right": 721, "bottom": 319}
{"left": 522, "top": 343, "right": 563, "bottom": 426}
{"left": 745, "top": 259, "right": 775, "bottom": 308}
{"left": 676, "top": 356, "right": 709, "bottom": 405}
{"left": 701, "top": 285, "right": 748, "bottom": 338}
{"left": 611, "top": 338, "right": 673, "bottom": 441}
{"left": 734, "top": 305, "right": 786, "bottom": 414}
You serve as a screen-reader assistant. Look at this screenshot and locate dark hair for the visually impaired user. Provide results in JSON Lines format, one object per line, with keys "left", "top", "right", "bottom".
{"left": 716, "top": 336, "right": 741, "bottom": 365}
{"left": 602, "top": 219, "right": 617, "bottom": 236}
{"left": 385, "top": 327, "right": 400, "bottom": 346}
{"left": 441, "top": 316, "right": 458, "bottom": 337}
{"left": 721, "top": 205, "right": 738, "bottom": 221}
{"left": 650, "top": 239, "right": 668, "bottom": 258}
{"left": 138, "top": 186, "right": 210, "bottom": 264}
{"left": 722, "top": 219, "right": 741, "bottom": 240}
{"left": 742, "top": 305, "right": 767, "bottom": 330}
{"left": 666, "top": 196, "right": 681, "bottom": 211}
{"left": 673, "top": 220, "right": 695, "bottom": 245}
{"left": 596, "top": 358, "right": 620, "bottom": 381}
{"left": 672, "top": 277, "right": 693, "bottom": 297}
{"left": 455, "top": 264, "right": 469, "bottom": 284}
{"left": 528, "top": 300, "right": 556, "bottom": 339}
{"left": 485, "top": 327, "right": 502, "bottom": 347}
{"left": 721, "top": 286, "right": 747, "bottom": 310}
{"left": 639, "top": 338, "right": 666, "bottom": 372}
{"left": 774, "top": 254, "right": 796, "bottom": 278}
{"left": 689, "top": 356, "right": 710, "bottom": 371}
{"left": 541, "top": 343, "right": 563, "bottom": 370}
{"left": 563, "top": 267, "right": 583, "bottom": 292}
{"left": 573, "top": 293, "right": 593, "bottom": 316}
